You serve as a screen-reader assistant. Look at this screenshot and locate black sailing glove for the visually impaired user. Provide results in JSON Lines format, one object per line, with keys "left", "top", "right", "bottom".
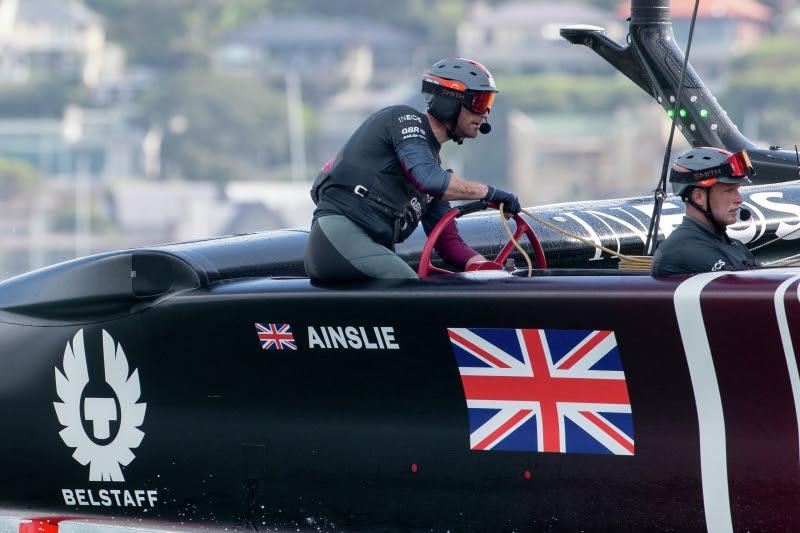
{"left": 483, "top": 185, "right": 521, "bottom": 214}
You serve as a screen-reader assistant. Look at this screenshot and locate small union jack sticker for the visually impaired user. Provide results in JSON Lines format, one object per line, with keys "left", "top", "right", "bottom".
{"left": 255, "top": 323, "right": 296, "bottom": 350}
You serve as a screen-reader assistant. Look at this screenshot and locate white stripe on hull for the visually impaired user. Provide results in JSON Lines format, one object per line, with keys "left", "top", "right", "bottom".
{"left": 773, "top": 274, "right": 800, "bottom": 468}
{"left": 674, "top": 272, "right": 732, "bottom": 533}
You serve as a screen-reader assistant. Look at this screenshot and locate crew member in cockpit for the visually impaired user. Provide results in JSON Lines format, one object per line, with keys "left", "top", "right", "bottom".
{"left": 651, "top": 147, "right": 758, "bottom": 276}
{"left": 304, "top": 57, "right": 521, "bottom": 282}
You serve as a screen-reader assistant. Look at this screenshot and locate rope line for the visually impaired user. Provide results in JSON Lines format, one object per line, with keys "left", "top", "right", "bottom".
{"left": 494, "top": 205, "right": 652, "bottom": 276}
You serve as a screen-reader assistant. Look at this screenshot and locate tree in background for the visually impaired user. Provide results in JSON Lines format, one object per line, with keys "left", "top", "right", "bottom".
{"left": 82, "top": 0, "right": 720, "bottom": 187}
{"left": 495, "top": 74, "right": 647, "bottom": 112}
{"left": 0, "top": 80, "right": 77, "bottom": 118}
{"left": 455, "top": 73, "right": 649, "bottom": 184}
{"left": 266, "top": 0, "right": 468, "bottom": 38}
{"left": 0, "top": 158, "right": 38, "bottom": 201}
{"left": 140, "top": 71, "right": 294, "bottom": 184}
{"left": 723, "top": 35, "right": 800, "bottom": 146}
{"left": 85, "top": 0, "right": 270, "bottom": 69}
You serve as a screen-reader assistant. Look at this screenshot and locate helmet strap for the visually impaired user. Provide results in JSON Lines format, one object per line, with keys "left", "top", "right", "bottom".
{"left": 446, "top": 107, "right": 465, "bottom": 145}
{"left": 447, "top": 122, "right": 464, "bottom": 145}
{"left": 427, "top": 97, "right": 464, "bottom": 145}
{"left": 430, "top": 109, "right": 463, "bottom": 145}
{"left": 687, "top": 187, "right": 728, "bottom": 236}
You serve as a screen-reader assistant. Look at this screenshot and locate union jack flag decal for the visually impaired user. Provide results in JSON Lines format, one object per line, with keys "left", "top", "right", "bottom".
{"left": 448, "top": 327, "right": 634, "bottom": 455}
{"left": 255, "top": 323, "right": 297, "bottom": 351}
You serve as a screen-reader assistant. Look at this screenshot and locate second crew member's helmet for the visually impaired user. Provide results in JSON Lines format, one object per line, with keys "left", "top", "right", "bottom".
{"left": 421, "top": 57, "right": 498, "bottom": 125}
{"left": 670, "top": 146, "right": 754, "bottom": 199}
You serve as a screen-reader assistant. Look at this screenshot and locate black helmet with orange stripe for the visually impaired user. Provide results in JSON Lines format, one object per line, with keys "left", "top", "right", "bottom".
{"left": 670, "top": 147, "right": 754, "bottom": 198}
{"left": 670, "top": 146, "right": 755, "bottom": 230}
{"left": 421, "top": 57, "right": 498, "bottom": 142}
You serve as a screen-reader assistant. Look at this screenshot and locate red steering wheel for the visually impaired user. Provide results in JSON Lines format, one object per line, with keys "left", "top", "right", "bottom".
{"left": 417, "top": 201, "right": 547, "bottom": 278}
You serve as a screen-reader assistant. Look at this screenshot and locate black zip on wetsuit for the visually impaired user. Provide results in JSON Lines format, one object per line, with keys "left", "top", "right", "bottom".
{"left": 651, "top": 216, "right": 758, "bottom": 276}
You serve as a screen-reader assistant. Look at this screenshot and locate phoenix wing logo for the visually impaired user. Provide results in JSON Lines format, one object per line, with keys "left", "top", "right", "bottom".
{"left": 53, "top": 329, "right": 147, "bottom": 481}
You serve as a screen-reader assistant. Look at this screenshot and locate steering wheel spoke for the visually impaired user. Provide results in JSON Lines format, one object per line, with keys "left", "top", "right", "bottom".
{"left": 417, "top": 204, "right": 546, "bottom": 278}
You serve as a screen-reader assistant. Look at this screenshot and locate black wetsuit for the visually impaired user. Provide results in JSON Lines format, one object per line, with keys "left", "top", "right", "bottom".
{"left": 306, "top": 105, "right": 476, "bottom": 281}
{"left": 651, "top": 216, "right": 758, "bottom": 276}
{"left": 311, "top": 105, "right": 453, "bottom": 247}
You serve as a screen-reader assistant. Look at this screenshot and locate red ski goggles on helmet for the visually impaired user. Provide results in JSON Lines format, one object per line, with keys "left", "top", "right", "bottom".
{"left": 673, "top": 150, "right": 755, "bottom": 188}
{"left": 464, "top": 90, "right": 496, "bottom": 114}
{"left": 727, "top": 150, "right": 755, "bottom": 178}
{"left": 422, "top": 75, "right": 497, "bottom": 114}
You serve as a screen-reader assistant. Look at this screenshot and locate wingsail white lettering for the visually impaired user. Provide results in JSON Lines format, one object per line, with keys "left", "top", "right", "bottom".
{"left": 750, "top": 192, "right": 800, "bottom": 240}
{"left": 307, "top": 326, "right": 399, "bottom": 350}
{"left": 540, "top": 190, "right": 800, "bottom": 262}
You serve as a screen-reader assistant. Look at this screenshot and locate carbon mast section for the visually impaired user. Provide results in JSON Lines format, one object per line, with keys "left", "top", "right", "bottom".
{"left": 561, "top": 0, "right": 800, "bottom": 183}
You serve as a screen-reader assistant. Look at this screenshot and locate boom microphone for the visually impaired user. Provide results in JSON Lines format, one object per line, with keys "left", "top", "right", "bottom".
{"left": 479, "top": 120, "right": 491, "bottom": 134}
{"left": 738, "top": 207, "right": 751, "bottom": 221}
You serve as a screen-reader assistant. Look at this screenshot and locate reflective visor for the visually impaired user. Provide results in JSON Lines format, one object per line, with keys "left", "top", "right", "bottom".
{"left": 465, "top": 91, "right": 496, "bottom": 114}
{"left": 728, "top": 150, "right": 754, "bottom": 178}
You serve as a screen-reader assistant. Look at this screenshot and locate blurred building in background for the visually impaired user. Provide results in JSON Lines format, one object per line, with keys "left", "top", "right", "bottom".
{"left": 617, "top": 0, "right": 772, "bottom": 89}
{"left": 459, "top": 2, "right": 624, "bottom": 74}
{"left": 508, "top": 104, "right": 689, "bottom": 205}
{"left": 214, "top": 15, "right": 426, "bottom": 91}
{"left": 0, "top": 0, "right": 795, "bottom": 281}
{"left": 0, "top": 0, "right": 123, "bottom": 87}
{"left": 0, "top": 105, "right": 142, "bottom": 180}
